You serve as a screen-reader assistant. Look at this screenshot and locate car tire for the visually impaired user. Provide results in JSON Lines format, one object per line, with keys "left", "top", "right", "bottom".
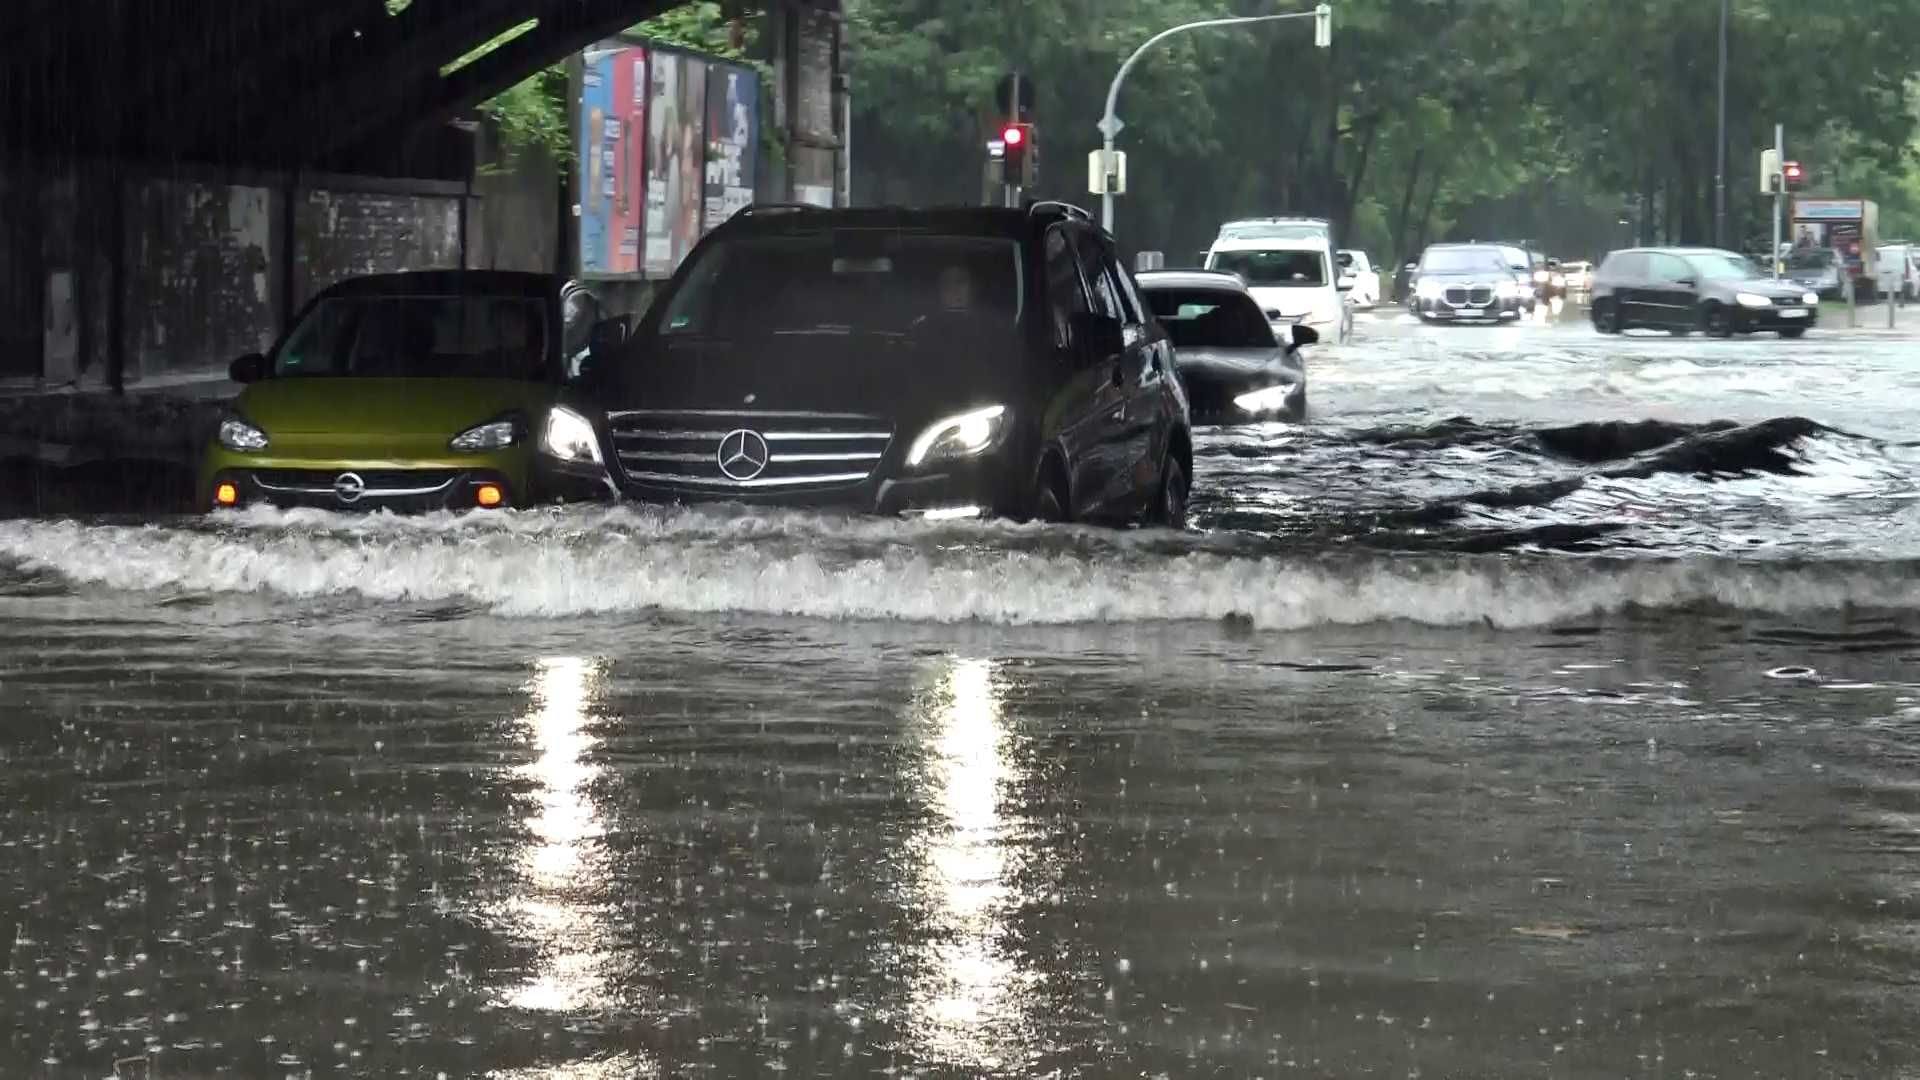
{"left": 1778, "top": 326, "right": 1807, "bottom": 339}
{"left": 1592, "top": 300, "right": 1622, "bottom": 334}
{"left": 1150, "top": 453, "right": 1190, "bottom": 529}
{"left": 1031, "top": 460, "right": 1070, "bottom": 523}
{"left": 1699, "top": 302, "right": 1734, "bottom": 338}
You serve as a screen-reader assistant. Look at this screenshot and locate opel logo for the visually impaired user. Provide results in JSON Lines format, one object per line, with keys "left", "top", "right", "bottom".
{"left": 716, "top": 429, "right": 770, "bottom": 481}
{"left": 333, "top": 472, "right": 367, "bottom": 503}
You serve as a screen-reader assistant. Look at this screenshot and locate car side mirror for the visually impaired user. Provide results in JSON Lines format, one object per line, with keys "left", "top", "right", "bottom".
{"left": 1403, "top": 262, "right": 1417, "bottom": 272}
{"left": 1073, "top": 312, "right": 1125, "bottom": 362}
{"left": 1289, "top": 323, "right": 1319, "bottom": 348}
{"left": 1337, "top": 275, "right": 1356, "bottom": 291}
{"left": 229, "top": 353, "right": 266, "bottom": 383}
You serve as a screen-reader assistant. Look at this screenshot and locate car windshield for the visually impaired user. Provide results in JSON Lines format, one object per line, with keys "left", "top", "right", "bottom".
{"left": 273, "top": 294, "right": 551, "bottom": 379}
{"left": 1787, "top": 249, "right": 1836, "bottom": 269}
{"left": 1686, "top": 252, "right": 1762, "bottom": 281}
{"left": 1421, "top": 247, "right": 1507, "bottom": 273}
{"left": 1217, "top": 221, "right": 1327, "bottom": 242}
{"left": 1142, "top": 287, "right": 1277, "bottom": 349}
{"left": 657, "top": 231, "right": 1022, "bottom": 337}
{"left": 1210, "top": 249, "right": 1326, "bottom": 287}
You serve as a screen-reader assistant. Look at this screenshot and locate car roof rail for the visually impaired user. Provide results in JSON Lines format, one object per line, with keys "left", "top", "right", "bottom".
{"left": 1026, "top": 200, "right": 1093, "bottom": 223}
{"left": 733, "top": 203, "right": 825, "bottom": 220}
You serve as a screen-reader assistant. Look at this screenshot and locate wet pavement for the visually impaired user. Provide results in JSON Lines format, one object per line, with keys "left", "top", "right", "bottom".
{"left": 5, "top": 306, "right": 1920, "bottom": 1076}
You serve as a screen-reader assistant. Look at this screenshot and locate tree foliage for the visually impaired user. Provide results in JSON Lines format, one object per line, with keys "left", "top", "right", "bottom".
{"left": 846, "top": 0, "right": 1920, "bottom": 263}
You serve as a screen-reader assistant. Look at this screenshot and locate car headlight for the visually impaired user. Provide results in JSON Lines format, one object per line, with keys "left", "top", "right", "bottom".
{"left": 217, "top": 416, "right": 269, "bottom": 453}
{"left": 906, "top": 404, "right": 1008, "bottom": 468}
{"left": 448, "top": 415, "right": 523, "bottom": 452}
{"left": 1802, "top": 292, "right": 1820, "bottom": 305}
{"left": 1496, "top": 280, "right": 1522, "bottom": 298}
{"left": 1735, "top": 291, "right": 1772, "bottom": 309}
{"left": 1415, "top": 279, "right": 1443, "bottom": 299}
{"left": 1233, "top": 384, "right": 1299, "bottom": 414}
{"left": 541, "top": 406, "right": 603, "bottom": 465}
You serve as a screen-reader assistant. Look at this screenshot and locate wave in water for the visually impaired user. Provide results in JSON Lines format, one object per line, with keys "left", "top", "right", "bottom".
{"left": 2, "top": 508, "right": 1918, "bottom": 628}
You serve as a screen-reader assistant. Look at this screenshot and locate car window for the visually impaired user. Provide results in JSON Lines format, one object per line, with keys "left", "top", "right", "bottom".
{"left": 1421, "top": 247, "right": 1507, "bottom": 273}
{"left": 1071, "top": 228, "right": 1125, "bottom": 322}
{"left": 656, "top": 230, "right": 1023, "bottom": 338}
{"left": 1209, "top": 248, "right": 1327, "bottom": 287}
{"left": 1601, "top": 253, "right": 1646, "bottom": 281}
{"left": 1649, "top": 253, "right": 1693, "bottom": 282}
{"left": 1141, "top": 287, "right": 1277, "bottom": 349}
{"left": 1107, "top": 256, "right": 1147, "bottom": 325}
{"left": 1045, "top": 224, "right": 1092, "bottom": 352}
{"left": 274, "top": 294, "right": 550, "bottom": 380}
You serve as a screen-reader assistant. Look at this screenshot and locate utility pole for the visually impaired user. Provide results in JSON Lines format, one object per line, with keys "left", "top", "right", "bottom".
{"left": 1772, "top": 123, "right": 1784, "bottom": 281}
{"left": 1714, "top": 0, "right": 1728, "bottom": 247}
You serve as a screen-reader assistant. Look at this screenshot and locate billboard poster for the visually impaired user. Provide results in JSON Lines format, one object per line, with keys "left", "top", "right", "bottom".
{"left": 578, "top": 45, "right": 647, "bottom": 277}
{"left": 645, "top": 52, "right": 709, "bottom": 276}
{"left": 705, "top": 64, "right": 760, "bottom": 231}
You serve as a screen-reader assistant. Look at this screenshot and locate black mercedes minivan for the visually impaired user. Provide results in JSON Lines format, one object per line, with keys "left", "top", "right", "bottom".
{"left": 541, "top": 202, "right": 1194, "bottom": 526}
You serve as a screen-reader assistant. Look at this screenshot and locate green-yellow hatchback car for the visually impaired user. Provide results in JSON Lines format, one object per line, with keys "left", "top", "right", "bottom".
{"left": 202, "top": 270, "right": 619, "bottom": 513}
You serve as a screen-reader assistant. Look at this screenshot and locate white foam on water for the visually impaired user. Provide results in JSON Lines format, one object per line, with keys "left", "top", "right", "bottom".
{"left": 2, "top": 506, "right": 1916, "bottom": 629}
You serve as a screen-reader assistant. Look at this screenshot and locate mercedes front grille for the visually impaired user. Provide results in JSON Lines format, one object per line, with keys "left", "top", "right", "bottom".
{"left": 606, "top": 410, "right": 893, "bottom": 490}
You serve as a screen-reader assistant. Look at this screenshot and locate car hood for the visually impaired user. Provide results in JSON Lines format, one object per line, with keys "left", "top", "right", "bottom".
{"left": 1712, "top": 279, "right": 1815, "bottom": 300}
{"left": 238, "top": 378, "right": 553, "bottom": 436}
{"left": 1248, "top": 286, "right": 1337, "bottom": 321}
{"left": 1413, "top": 268, "right": 1510, "bottom": 281}
{"left": 598, "top": 332, "right": 1023, "bottom": 420}
{"left": 1173, "top": 346, "right": 1303, "bottom": 388}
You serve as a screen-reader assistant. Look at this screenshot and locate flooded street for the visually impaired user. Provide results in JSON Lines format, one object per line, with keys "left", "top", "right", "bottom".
{"left": 6, "top": 312, "right": 1920, "bottom": 1076}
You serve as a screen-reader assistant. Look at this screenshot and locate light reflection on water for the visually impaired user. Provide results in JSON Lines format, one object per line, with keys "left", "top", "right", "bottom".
{"left": 495, "top": 656, "right": 622, "bottom": 1022}
{"left": 906, "top": 656, "right": 1026, "bottom": 1069}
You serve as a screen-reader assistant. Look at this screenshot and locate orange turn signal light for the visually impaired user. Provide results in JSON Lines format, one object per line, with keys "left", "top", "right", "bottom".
{"left": 213, "top": 482, "right": 239, "bottom": 507}
{"left": 475, "top": 483, "right": 505, "bottom": 509}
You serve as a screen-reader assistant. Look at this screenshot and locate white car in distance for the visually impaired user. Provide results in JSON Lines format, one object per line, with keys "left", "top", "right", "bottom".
{"left": 1337, "top": 249, "right": 1381, "bottom": 308}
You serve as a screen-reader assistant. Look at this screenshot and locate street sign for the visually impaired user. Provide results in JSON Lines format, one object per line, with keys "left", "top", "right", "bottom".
{"left": 1088, "top": 149, "right": 1127, "bottom": 195}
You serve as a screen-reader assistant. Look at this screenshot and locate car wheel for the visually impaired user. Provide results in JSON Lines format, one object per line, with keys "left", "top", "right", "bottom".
{"left": 1699, "top": 302, "right": 1733, "bottom": 338}
{"left": 1778, "top": 326, "right": 1807, "bottom": 339}
{"left": 1031, "top": 461, "right": 1070, "bottom": 523}
{"left": 1592, "top": 300, "right": 1621, "bottom": 334}
{"left": 1150, "top": 453, "right": 1190, "bottom": 529}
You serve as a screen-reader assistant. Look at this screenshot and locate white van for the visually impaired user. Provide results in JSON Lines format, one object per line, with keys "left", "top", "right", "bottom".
{"left": 1205, "top": 230, "right": 1353, "bottom": 343}
{"left": 1876, "top": 244, "right": 1918, "bottom": 302}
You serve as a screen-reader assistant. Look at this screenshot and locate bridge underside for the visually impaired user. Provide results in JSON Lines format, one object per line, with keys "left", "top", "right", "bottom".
{"left": 1, "top": 0, "right": 707, "bottom": 176}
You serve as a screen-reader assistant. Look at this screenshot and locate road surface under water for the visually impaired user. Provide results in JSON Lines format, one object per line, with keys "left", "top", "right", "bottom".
{"left": 4, "top": 310, "right": 1920, "bottom": 1077}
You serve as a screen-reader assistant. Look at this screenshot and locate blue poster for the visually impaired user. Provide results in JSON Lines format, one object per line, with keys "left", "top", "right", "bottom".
{"left": 578, "top": 49, "right": 618, "bottom": 276}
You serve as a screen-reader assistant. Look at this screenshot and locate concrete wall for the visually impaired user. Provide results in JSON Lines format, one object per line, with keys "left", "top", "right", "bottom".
{"left": 0, "top": 163, "right": 499, "bottom": 387}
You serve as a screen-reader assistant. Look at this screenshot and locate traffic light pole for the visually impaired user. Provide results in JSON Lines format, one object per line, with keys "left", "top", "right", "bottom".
{"left": 1772, "top": 123, "right": 1784, "bottom": 281}
{"left": 1096, "top": 5, "right": 1331, "bottom": 235}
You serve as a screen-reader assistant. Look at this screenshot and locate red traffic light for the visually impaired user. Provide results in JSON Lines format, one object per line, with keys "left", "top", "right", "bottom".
{"left": 1002, "top": 125, "right": 1025, "bottom": 146}
{"left": 1783, "top": 160, "right": 1805, "bottom": 186}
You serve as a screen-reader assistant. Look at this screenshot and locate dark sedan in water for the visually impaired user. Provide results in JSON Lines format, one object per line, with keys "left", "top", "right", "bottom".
{"left": 1136, "top": 270, "right": 1310, "bottom": 423}
{"left": 1590, "top": 247, "right": 1821, "bottom": 337}
{"left": 547, "top": 203, "right": 1195, "bottom": 526}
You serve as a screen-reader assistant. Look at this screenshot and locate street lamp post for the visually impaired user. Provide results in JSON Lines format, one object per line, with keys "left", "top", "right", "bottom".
{"left": 1097, "top": 4, "right": 1332, "bottom": 235}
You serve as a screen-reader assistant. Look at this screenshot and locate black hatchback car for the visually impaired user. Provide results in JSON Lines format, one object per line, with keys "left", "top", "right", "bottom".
{"left": 542, "top": 202, "right": 1194, "bottom": 526}
{"left": 1589, "top": 247, "right": 1822, "bottom": 338}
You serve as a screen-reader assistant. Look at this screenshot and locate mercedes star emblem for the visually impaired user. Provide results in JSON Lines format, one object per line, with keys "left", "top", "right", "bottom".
{"left": 333, "top": 472, "right": 367, "bottom": 503}
{"left": 716, "top": 429, "right": 770, "bottom": 482}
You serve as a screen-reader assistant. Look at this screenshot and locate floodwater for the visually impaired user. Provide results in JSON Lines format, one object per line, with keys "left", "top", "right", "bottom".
{"left": 5, "top": 311, "right": 1920, "bottom": 1077}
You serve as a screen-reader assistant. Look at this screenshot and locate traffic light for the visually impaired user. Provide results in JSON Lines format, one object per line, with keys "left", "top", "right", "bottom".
{"left": 1760, "top": 148, "right": 1781, "bottom": 194}
{"left": 1001, "top": 123, "right": 1035, "bottom": 188}
{"left": 1783, "top": 160, "right": 1806, "bottom": 190}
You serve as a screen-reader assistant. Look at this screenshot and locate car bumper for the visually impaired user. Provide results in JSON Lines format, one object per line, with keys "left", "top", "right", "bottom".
{"left": 1734, "top": 306, "right": 1819, "bottom": 332}
{"left": 200, "top": 447, "right": 533, "bottom": 513}
{"left": 611, "top": 453, "right": 1023, "bottom": 519}
{"left": 1412, "top": 296, "right": 1525, "bottom": 319}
